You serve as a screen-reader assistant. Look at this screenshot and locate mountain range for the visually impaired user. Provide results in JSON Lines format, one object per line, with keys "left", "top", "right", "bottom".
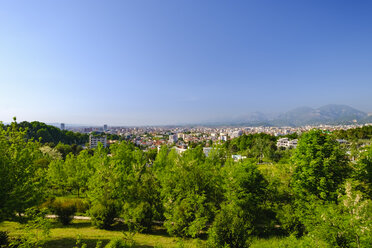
{"left": 209, "top": 104, "right": 372, "bottom": 127}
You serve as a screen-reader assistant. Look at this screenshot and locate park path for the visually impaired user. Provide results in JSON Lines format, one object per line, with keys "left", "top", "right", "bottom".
{"left": 46, "top": 214, "right": 91, "bottom": 220}
{"left": 45, "top": 215, "right": 164, "bottom": 224}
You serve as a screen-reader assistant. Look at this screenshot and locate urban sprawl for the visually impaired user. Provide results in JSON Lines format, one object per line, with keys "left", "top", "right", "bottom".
{"left": 61, "top": 123, "right": 371, "bottom": 153}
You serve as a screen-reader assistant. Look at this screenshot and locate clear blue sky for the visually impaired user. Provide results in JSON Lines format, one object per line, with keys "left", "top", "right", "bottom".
{"left": 1, "top": 0, "right": 371, "bottom": 125}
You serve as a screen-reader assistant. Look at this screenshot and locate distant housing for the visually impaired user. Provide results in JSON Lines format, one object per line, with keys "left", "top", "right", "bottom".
{"left": 336, "top": 139, "right": 348, "bottom": 144}
{"left": 277, "top": 138, "right": 298, "bottom": 149}
{"left": 203, "top": 147, "right": 213, "bottom": 157}
{"left": 232, "top": 154, "right": 247, "bottom": 161}
{"left": 89, "top": 134, "right": 107, "bottom": 148}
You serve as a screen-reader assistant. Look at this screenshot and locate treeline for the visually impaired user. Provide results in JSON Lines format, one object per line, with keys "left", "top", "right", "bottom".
{"left": 12, "top": 120, "right": 89, "bottom": 145}
{"left": 1, "top": 121, "right": 371, "bottom": 247}
{"left": 333, "top": 125, "right": 372, "bottom": 141}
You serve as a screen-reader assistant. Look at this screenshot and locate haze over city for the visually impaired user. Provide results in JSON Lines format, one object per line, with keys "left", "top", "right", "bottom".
{"left": 1, "top": 0, "right": 372, "bottom": 125}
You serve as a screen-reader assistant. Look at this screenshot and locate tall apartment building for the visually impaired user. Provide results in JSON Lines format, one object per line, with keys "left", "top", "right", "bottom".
{"left": 168, "top": 134, "right": 178, "bottom": 144}
{"left": 219, "top": 133, "right": 228, "bottom": 141}
{"left": 60, "top": 123, "right": 65, "bottom": 130}
{"left": 89, "top": 134, "right": 107, "bottom": 148}
{"left": 103, "top": 124, "right": 108, "bottom": 132}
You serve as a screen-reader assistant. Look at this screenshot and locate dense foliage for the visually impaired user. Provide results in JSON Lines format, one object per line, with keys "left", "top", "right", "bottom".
{"left": 17, "top": 121, "right": 88, "bottom": 145}
{"left": 1, "top": 120, "right": 371, "bottom": 247}
{"left": 0, "top": 121, "right": 46, "bottom": 221}
{"left": 333, "top": 125, "right": 372, "bottom": 141}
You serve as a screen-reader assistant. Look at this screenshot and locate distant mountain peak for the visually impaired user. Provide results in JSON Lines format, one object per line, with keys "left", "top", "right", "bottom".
{"left": 272, "top": 104, "right": 367, "bottom": 126}
{"left": 214, "top": 104, "right": 369, "bottom": 127}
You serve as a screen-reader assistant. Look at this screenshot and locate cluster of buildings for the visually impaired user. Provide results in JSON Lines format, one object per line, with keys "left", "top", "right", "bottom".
{"left": 61, "top": 123, "right": 371, "bottom": 150}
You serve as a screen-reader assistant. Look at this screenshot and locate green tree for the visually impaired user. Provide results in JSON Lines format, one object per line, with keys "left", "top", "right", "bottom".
{"left": 160, "top": 147, "right": 223, "bottom": 237}
{"left": 306, "top": 181, "right": 372, "bottom": 248}
{"left": 121, "top": 162, "right": 162, "bottom": 232}
{"left": 111, "top": 142, "right": 162, "bottom": 232}
{"left": 55, "top": 142, "right": 73, "bottom": 159}
{"left": 208, "top": 161, "right": 269, "bottom": 247}
{"left": 64, "top": 151, "right": 94, "bottom": 197}
{"left": 0, "top": 120, "right": 47, "bottom": 221}
{"left": 87, "top": 144, "right": 120, "bottom": 229}
{"left": 208, "top": 203, "right": 251, "bottom": 248}
{"left": 48, "top": 159, "right": 68, "bottom": 193}
{"left": 353, "top": 144, "right": 372, "bottom": 197}
{"left": 289, "top": 130, "right": 353, "bottom": 237}
{"left": 291, "top": 130, "right": 351, "bottom": 201}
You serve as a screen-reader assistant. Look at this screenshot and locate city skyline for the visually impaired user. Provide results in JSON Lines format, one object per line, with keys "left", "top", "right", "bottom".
{"left": 1, "top": 1, "right": 372, "bottom": 125}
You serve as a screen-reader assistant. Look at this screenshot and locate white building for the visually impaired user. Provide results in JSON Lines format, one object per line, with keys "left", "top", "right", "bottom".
{"left": 203, "top": 147, "right": 213, "bottom": 157}
{"left": 230, "top": 130, "right": 243, "bottom": 139}
{"left": 174, "top": 146, "right": 187, "bottom": 154}
{"left": 89, "top": 134, "right": 107, "bottom": 148}
{"left": 219, "top": 133, "right": 228, "bottom": 141}
{"left": 276, "top": 138, "right": 298, "bottom": 149}
{"left": 232, "top": 154, "right": 247, "bottom": 161}
{"left": 288, "top": 139, "right": 298, "bottom": 148}
{"left": 336, "top": 139, "right": 348, "bottom": 144}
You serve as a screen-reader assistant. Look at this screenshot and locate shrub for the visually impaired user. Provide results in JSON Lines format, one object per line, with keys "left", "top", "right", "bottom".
{"left": 44, "top": 197, "right": 89, "bottom": 214}
{"left": 208, "top": 203, "right": 251, "bottom": 248}
{"left": 90, "top": 203, "right": 118, "bottom": 229}
{"left": 0, "top": 231, "right": 9, "bottom": 247}
{"left": 74, "top": 199, "right": 90, "bottom": 214}
{"left": 9, "top": 208, "right": 51, "bottom": 248}
{"left": 50, "top": 199, "right": 77, "bottom": 225}
{"left": 104, "top": 238, "right": 133, "bottom": 248}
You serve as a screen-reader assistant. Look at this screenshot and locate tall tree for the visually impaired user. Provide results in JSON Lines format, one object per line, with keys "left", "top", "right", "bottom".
{"left": 208, "top": 161, "right": 269, "bottom": 247}
{"left": 291, "top": 129, "right": 351, "bottom": 201}
{"left": 0, "top": 120, "right": 46, "bottom": 221}
{"left": 160, "top": 146, "right": 223, "bottom": 237}
{"left": 87, "top": 144, "right": 120, "bottom": 229}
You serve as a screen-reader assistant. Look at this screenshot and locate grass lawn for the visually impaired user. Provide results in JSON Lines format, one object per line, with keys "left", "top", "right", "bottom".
{"left": 0, "top": 220, "right": 204, "bottom": 248}
{"left": 0, "top": 220, "right": 303, "bottom": 248}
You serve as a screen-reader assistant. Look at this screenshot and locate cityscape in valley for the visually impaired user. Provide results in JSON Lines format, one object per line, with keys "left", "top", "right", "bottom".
{"left": 55, "top": 103, "right": 371, "bottom": 152}
{"left": 1, "top": 1, "right": 372, "bottom": 248}
{"left": 68, "top": 121, "right": 370, "bottom": 150}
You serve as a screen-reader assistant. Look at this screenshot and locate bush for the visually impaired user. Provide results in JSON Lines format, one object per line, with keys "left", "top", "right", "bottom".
{"left": 9, "top": 208, "right": 51, "bottom": 248}
{"left": 250, "top": 235, "right": 330, "bottom": 248}
{"left": 0, "top": 231, "right": 9, "bottom": 247}
{"left": 90, "top": 203, "right": 118, "bottom": 229}
{"left": 122, "top": 201, "right": 154, "bottom": 233}
{"left": 208, "top": 204, "right": 251, "bottom": 248}
{"left": 44, "top": 197, "right": 89, "bottom": 214}
{"left": 277, "top": 235, "right": 330, "bottom": 248}
{"left": 104, "top": 238, "right": 133, "bottom": 248}
{"left": 50, "top": 199, "right": 77, "bottom": 225}
{"left": 74, "top": 198, "right": 90, "bottom": 214}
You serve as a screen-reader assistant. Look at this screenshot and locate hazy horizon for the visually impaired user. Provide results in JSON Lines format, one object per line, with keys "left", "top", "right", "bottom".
{"left": 1, "top": 1, "right": 372, "bottom": 125}
{"left": 2, "top": 103, "right": 370, "bottom": 127}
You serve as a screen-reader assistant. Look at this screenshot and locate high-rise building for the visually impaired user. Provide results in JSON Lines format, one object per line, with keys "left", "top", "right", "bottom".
{"left": 168, "top": 134, "right": 178, "bottom": 144}
{"left": 60, "top": 123, "right": 65, "bottom": 130}
{"left": 103, "top": 124, "right": 108, "bottom": 132}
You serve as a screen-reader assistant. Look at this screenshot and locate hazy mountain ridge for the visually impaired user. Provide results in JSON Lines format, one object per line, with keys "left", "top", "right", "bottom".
{"left": 218, "top": 104, "right": 370, "bottom": 127}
